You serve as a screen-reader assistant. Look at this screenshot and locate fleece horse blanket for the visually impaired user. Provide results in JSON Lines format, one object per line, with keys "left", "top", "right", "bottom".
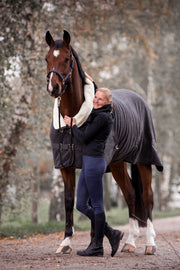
{"left": 50, "top": 88, "right": 163, "bottom": 171}
{"left": 105, "top": 89, "right": 163, "bottom": 171}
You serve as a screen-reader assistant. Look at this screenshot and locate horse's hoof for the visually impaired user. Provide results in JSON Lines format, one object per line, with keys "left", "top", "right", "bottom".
{"left": 121, "top": 243, "right": 135, "bottom": 253}
{"left": 55, "top": 245, "right": 72, "bottom": 255}
{"left": 145, "top": 245, "right": 156, "bottom": 255}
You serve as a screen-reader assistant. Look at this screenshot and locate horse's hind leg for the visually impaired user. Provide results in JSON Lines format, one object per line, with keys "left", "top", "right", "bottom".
{"left": 109, "top": 161, "right": 139, "bottom": 253}
{"left": 137, "top": 164, "right": 156, "bottom": 255}
{"left": 55, "top": 167, "right": 75, "bottom": 254}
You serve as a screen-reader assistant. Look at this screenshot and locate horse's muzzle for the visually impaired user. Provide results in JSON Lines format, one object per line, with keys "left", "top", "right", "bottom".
{"left": 47, "top": 83, "right": 60, "bottom": 97}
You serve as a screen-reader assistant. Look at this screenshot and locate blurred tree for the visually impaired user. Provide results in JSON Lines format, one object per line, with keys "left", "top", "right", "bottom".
{"left": 49, "top": 169, "right": 65, "bottom": 221}
{"left": 103, "top": 174, "right": 111, "bottom": 211}
{"left": 31, "top": 165, "right": 39, "bottom": 223}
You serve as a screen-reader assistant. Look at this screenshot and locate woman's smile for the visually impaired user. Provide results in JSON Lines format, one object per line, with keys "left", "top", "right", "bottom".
{"left": 93, "top": 91, "right": 109, "bottom": 109}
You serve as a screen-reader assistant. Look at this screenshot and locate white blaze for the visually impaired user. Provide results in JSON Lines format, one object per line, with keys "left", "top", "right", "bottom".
{"left": 48, "top": 50, "right": 60, "bottom": 92}
{"left": 49, "top": 71, "right": 54, "bottom": 92}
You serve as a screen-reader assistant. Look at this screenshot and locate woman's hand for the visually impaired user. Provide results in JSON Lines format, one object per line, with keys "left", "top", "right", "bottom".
{"left": 64, "top": 115, "right": 76, "bottom": 126}
{"left": 85, "top": 72, "right": 93, "bottom": 82}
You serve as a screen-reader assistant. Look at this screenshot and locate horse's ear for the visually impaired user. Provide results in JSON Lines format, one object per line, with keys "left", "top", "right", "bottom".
{"left": 63, "top": 30, "right": 71, "bottom": 48}
{"left": 45, "top": 31, "right": 54, "bottom": 47}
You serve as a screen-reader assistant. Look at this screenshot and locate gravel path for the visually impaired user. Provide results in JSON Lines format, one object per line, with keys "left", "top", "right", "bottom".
{"left": 0, "top": 216, "right": 180, "bottom": 270}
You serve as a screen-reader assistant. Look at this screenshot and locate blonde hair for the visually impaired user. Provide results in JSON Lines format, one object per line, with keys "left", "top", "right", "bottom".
{"left": 96, "top": 88, "right": 112, "bottom": 102}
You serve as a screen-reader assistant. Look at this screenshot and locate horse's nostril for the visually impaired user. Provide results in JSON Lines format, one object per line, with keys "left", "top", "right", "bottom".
{"left": 54, "top": 83, "right": 59, "bottom": 91}
{"left": 51, "top": 83, "right": 59, "bottom": 97}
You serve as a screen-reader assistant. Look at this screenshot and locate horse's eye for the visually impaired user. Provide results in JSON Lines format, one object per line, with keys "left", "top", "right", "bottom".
{"left": 65, "top": 57, "right": 70, "bottom": 63}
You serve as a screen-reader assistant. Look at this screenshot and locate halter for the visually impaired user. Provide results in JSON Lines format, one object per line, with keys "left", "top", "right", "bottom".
{"left": 47, "top": 50, "right": 74, "bottom": 95}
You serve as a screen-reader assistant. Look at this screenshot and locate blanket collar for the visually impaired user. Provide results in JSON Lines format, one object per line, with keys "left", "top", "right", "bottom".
{"left": 53, "top": 78, "right": 94, "bottom": 129}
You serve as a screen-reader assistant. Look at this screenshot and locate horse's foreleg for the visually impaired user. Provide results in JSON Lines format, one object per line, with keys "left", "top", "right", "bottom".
{"left": 145, "top": 218, "right": 156, "bottom": 254}
{"left": 109, "top": 162, "right": 139, "bottom": 253}
{"left": 137, "top": 164, "right": 156, "bottom": 255}
{"left": 55, "top": 168, "right": 75, "bottom": 254}
{"left": 122, "top": 218, "right": 139, "bottom": 253}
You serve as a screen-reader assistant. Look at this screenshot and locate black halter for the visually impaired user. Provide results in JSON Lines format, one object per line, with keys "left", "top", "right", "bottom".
{"left": 47, "top": 51, "right": 74, "bottom": 95}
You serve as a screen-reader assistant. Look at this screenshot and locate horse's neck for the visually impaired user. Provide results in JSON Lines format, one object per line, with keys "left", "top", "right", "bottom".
{"left": 60, "top": 62, "right": 84, "bottom": 117}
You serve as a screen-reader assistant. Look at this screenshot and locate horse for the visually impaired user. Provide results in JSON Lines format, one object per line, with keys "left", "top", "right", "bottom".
{"left": 45, "top": 30, "right": 163, "bottom": 256}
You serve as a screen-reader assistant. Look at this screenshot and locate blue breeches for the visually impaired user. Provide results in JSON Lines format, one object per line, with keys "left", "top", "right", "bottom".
{"left": 76, "top": 155, "right": 106, "bottom": 238}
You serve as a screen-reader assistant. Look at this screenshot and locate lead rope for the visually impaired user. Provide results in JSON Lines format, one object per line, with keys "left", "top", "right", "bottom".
{"left": 58, "top": 96, "right": 61, "bottom": 129}
{"left": 70, "top": 117, "right": 73, "bottom": 148}
{"left": 70, "top": 117, "right": 73, "bottom": 128}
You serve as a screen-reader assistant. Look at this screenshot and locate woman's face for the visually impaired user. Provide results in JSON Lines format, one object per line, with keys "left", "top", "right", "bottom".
{"left": 93, "top": 91, "right": 110, "bottom": 109}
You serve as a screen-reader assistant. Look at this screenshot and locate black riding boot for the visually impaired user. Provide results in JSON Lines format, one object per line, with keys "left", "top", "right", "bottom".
{"left": 104, "top": 222, "right": 124, "bottom": 257}
{"left": 77, "top": 212, "right": 104, "bottom": 257}
{"left": 86, "top": 209, "right": 95, "bottom": 240}
{"left": 86, "top": 209, "right": 124, "bottom": 257}
{"left": 77, "top": 237, "right": 103, "bottom": 257}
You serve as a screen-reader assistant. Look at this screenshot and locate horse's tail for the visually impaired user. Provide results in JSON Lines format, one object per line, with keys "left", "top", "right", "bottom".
{"left": 131, "top": 164, "right": 147, "bottom": 227}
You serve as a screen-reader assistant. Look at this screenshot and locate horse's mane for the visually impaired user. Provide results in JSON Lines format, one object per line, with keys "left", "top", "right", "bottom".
{"left": 71, "top": 47, "right": 86, "bottom": 86}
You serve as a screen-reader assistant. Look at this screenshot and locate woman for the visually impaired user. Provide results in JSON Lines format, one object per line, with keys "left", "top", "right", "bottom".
{"left": 64, "top": 87, "right": 124, "bottom": 257}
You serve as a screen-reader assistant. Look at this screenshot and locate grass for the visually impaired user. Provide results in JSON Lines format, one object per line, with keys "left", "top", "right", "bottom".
{"left": 0, "top": 220, "right": 65, "bottom": 238}
{"left": 152, "top": 207, "right": 180, "bottom": 219}
{"left": 0, "top": 198, "right": 180, "bottom": 239}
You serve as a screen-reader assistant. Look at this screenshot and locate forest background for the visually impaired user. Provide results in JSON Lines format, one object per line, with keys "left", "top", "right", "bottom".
{"left": 0, "top": 0, "right": 180, "bottom": 233}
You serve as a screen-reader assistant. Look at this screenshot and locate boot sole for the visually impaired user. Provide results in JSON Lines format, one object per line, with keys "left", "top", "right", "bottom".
{"left": 77, "top": 252, "right": 103, "bottom": 257}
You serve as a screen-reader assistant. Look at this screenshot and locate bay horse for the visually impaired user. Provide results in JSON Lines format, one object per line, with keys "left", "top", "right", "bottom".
{"left": 45, "top": 30, "right": 163, "bottom": 255}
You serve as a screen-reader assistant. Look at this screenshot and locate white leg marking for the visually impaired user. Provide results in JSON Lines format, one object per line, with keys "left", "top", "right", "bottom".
{"left": 146, "top": 219, "right": 156, "bottom": 246}
{"left": 55, "top": 236, "right": 72, "bottom": 254}
{"left": 60, "top": 226, "right": 74, "bottom": 247}
{"left": 126, "top": 218, "right": 140, "bottom": 247}
{"left": 60, "top": 237, "right": 71, "bottom": 247}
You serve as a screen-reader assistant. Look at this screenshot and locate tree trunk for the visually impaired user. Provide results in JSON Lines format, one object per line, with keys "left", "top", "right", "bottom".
{"left": 103, "top": 174, "right": 111, "bottom": 211}
{"left": 159, "top": 155, "right": 172, "bottom": 210}
{"left": 116, "top": 187, "right": 126, "bottom": 209}
{"left": 49, "top": 168, "right": 65, "bottom": 221}
{"left": 32, "top": 166, "right": 39, "bottom": 223}
{"left": 0, "top": 194, "right": 3, "bottom": 225}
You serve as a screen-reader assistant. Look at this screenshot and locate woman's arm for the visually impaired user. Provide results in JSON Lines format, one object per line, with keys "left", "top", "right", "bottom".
{"left": 64, "top": 115, "right": 86, "bottom": 143}
{"left": 64, "top": 114, "right": 108, "bottom": 144}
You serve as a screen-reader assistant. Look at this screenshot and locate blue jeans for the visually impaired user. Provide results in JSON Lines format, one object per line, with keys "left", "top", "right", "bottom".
{"left": 76, "top": 155, "right": 106, "bottom": 239}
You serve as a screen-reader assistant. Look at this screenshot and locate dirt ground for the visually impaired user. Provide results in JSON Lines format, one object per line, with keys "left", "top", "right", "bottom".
{"left": 0, "top": 216, "right": 180, "bottom": 270}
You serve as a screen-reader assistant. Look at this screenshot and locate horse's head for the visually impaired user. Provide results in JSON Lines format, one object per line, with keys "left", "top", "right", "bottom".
{"left": 45, "top": 30, "right": 74, "bottom": 98}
